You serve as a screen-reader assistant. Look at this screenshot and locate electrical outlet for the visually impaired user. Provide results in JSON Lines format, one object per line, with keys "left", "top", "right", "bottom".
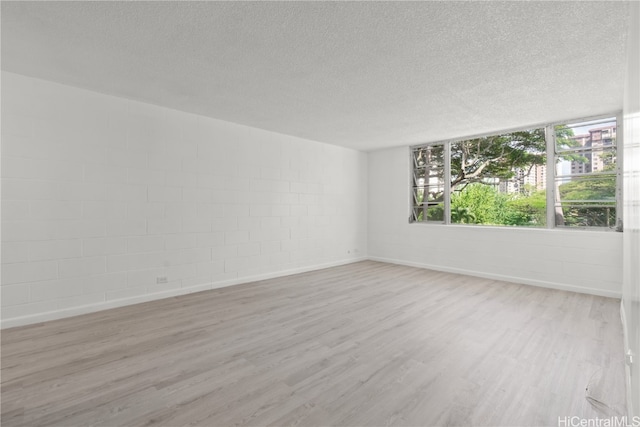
{"left": 156, "top": 276, "right": 168, "bottom": 284}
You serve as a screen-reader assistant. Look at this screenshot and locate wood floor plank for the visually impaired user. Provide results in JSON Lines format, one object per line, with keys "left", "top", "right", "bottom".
{"left": 1, "top": 261, "right": 627, "bottom": 426}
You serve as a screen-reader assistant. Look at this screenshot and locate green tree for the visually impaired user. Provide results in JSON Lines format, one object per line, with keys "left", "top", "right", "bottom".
{"left": 506, "top": 188, "right": 546, "bottom": 226}
{"left": 428, "top": 126, "right": 573, "bottom": 203}
{"left": 451, "top": 184, "right": 501, "bottom": 224}
{"left": 450, "top": 183, "right": 545, "bottom": 227}
{"left": 450, "top": 206, "right": 476, "bottom": 224}
{"left": 559, "top": 176, "right": 616, "bottom": 201}
{"left": 450, "top": 129, "right": 547, "bottom": 194}
{"left": 555, "top": 139, "right": 617, "bottom": 227}
{"left": 414, "top": 126, "right": 577, "bottom": 226}
{"left": 558, "top": 174, "right": 616, "bottom": 227}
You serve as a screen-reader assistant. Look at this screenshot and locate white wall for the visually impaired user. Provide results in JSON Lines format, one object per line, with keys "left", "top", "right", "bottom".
{"left": 368, "top": 146, "right": 622, "bottom": 298}
{"left": 0, "top": 68, "right": 628, "bottom": 330}
{"left": 0, "top": 72, "right": 368, "bottom": 328}
{"left": 622, "top": 1, "right": 640, "bottom": 418}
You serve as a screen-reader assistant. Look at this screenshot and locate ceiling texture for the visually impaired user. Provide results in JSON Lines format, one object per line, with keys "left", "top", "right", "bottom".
{"left": 1, "top": 1, "right": 632, "bottom": 151}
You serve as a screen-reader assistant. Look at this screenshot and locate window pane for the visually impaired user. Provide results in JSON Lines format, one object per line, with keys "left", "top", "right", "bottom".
{"left": 555, "top": 203, "right": 616, "bottom": 228}
{"left": 412, "top": 203, "right": 444, "bottom": 222}
{"left": 554, "top": 117, "right": 618, "bottom": 228}
{"left": 557, "top": 174, "right": 617, "bottom": 201}
{"left": 414, "top": 145, "right": 444, "bottom": 167}
{"left": 449, "top": 128, "right": 546, "bottom": 227}
{"left": 412, "top": 145, "right": 445, "bottom": 223}
{"left": 555, "top": 117, "right": 617, "bottom": 153}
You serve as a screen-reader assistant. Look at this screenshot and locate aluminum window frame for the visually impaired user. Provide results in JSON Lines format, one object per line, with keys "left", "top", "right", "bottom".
{"left": 410, "top": 112, "right": 623, "bottom": 230}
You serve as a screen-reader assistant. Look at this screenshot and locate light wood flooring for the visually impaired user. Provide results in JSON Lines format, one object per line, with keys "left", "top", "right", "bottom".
{"left": 1, "top": 261, "right": 627, "bottom": 426}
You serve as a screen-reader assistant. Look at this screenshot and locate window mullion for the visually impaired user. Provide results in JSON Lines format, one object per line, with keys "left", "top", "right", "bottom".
{"left": 616, "top": 111, "right": 623, "bottom": 230}
{"left": 545, "top": 125, "right": 556, "bottom": 229}
{"left": 444, "top": 142, "right": 451, "bottom": 225}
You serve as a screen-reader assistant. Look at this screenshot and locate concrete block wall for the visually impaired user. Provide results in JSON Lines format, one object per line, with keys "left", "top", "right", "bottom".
{"left": 368, "top": 146, "right": 623, "bottom": 298}
{"left": 1, "top": 72, "right": 368, "bottom": 327}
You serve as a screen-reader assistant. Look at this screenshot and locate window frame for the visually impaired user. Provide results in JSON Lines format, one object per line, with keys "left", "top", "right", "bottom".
{"left": 410, "top": 112, "right": 623, "bottom": 230}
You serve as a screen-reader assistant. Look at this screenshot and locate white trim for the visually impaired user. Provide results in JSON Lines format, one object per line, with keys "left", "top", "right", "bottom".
{"left": 545, "top": 124, "right": 556, "bottom": 229}
{"left": 621, "top": 301, "right": 635, "bottom": 418}
{"left": 0, "top": 257, "right": 367, "bottom": 329}
{"left": 368, "top": 256, "right": 622, "bottom": 299}
{"left": 444, "top": 143, "right": 451, "bottom": 225}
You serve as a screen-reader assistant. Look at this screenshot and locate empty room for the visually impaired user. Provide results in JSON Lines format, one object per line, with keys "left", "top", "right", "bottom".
{"left": 1, "top": 1, "right": 639, "bottom": 426}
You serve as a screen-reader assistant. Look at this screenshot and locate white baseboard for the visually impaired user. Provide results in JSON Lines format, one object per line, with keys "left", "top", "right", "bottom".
{"left": 368, "top": 256, "right": 622, "bottom": 299}
{"left": 1, "top": 257, "right": 367, "bottom": 329}
{"left": 2, "top": 255, "right": 620, "bottom": 329}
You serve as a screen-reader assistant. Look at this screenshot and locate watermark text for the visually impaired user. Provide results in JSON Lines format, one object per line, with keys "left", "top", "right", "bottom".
{"left": 558, "top": 416, "right": 640, "bottom": 427}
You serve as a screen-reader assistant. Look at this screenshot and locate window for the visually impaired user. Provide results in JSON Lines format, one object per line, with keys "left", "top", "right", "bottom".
{"left": 410, "top": 114, "right": 621, "bottom": 230}
{"left": 554, "top": 117, "right": 619, "bottom": 228}
{"left": 412, "top": 145, "right": 445, "bottom": 222}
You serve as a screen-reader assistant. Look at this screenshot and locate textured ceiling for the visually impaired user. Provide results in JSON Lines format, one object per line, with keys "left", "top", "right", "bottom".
{"left": 0, "top": 1, "right": 631, "bottom": 151}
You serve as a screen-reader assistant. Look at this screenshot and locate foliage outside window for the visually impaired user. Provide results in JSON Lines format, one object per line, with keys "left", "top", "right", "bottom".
{"left": 554, "top": 117, "right": 618, "bottom": 228}
{"left": 411, "top": 115, "right": 621, "bottom": 229}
